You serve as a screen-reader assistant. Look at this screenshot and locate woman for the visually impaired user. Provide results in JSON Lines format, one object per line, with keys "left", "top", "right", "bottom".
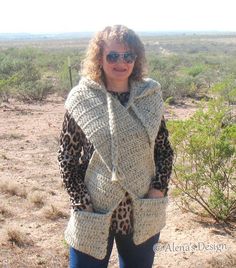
{"left": 58, "top": 25, "right": 173, "bottom": 268}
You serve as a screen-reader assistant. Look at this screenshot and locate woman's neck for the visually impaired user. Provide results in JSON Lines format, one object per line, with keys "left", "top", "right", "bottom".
{"left": 105, "top": 79, "right": 129, "bottom": 93}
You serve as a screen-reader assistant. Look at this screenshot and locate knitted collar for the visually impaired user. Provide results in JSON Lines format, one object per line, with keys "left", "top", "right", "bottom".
{"left": 78, "top": 76, "right": 161, "bottom": 109}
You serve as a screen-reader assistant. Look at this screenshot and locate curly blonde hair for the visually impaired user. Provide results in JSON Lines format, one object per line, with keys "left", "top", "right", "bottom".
{"left": 80, "top": 25, "right": 147, "bottom": 84}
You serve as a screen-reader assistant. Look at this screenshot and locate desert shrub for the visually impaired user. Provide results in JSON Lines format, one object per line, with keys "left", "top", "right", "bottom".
{"left": 168, "top": 98, "right": 236, "bottom": 222}
{"left": 147, "top": 53, "right": 215, "bottom": 102}
{"left": 148, "top": 54, "right": 181, "bottom": 101}
{"left": 0, "top": 79, "right": 11, "bottom": 102}
{"left": 186, "top": 64, "right": 206, "bottom": 77}
{"left": 27, "top": 191, "right": 46, "bottom": 207}
{"left": 15, "top": 80, "right": 53, "bottom": 101}
{"left": 149, "top": 70, "right": 175, "bottom": 101}
{"left": 150, "top": 69, "right": 202, "bottom": 102}
{"left": 0, "top": 205, "right": 12, "bottom": 220}
{"left": 207, "top": 253, "right": 236, "bottom": 268}
{"left": 0, "top": 54, "right": 22, "bottom": 102}
{"left": 211, "top": 76, "right": 236, "bottom": 105}
{"left": 6, "top": 228, "right": 33, "bottom": 247}
{"left": 12, "top": 61, "right": 53, "bottom": 101}
{"left": 0, "top": 180, "right": 27, "bottom": 198}
{"left": 42, "top": 205, "right": 68, "bottom": 220}
{"left": 0, "top": 49, "right": 53, "bottom": 102}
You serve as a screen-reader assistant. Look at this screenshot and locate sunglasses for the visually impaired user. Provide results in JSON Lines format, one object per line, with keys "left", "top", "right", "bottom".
{"left": 106, "top": 51, "right": 137, "bottom": 64}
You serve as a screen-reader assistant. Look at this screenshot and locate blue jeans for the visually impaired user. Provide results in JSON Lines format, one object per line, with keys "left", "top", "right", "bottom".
{"left": 69, "top": 229, "right": 160, "bottom": 268}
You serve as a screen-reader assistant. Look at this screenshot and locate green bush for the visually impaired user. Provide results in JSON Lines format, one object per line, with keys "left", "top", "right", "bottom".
{"left": 186, "top": 64, "right": 206, "bottom": 77}
{"left": 9, "top": 61, "right": 52, "bottom": 102}
{"left": 211, "top": 76, "right": 236, "bottom": 105}
{"left": 0, "top": 49, "right": 53, "bottom": 102}
{"left": 15, "top": 80, "right": 52, "bottom": 102}
{"left": 168, "top": 98, "right": 236, "bottom": 222}
{"left": 0, "top": 47, "right": 84, "bottom": 102}
{"left": 147, "top": 53, "right": 215, "bottom": 102}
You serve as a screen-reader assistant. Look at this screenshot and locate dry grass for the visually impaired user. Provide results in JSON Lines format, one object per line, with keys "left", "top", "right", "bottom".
{"left": 42, "top": 205, "right": 68, "bottom": 220}
{"left": 0, "top": 133, "right": 25, "bottom": 140}
{"left": 27, "top": 191, "right": 46, "bottom": 207}
{"left": 48, "top": 190, "right": 56, "bottom": 196}
{"left": 0, "top": 205, "right": 12, "bottom": 221}
{"left": 0, "top": 180, "right": 27, "bottom": 198}
{"left": 6, "top": 228, "right": 33, "bottom": 247}
{"left": 1, "top": 153, "right": 9, "bottom": 160}
{"left": 207, "top": 253, "right": 236, "bottom": 267}
{"left": 0, "top": 205, "right": 12, "bottom": 216}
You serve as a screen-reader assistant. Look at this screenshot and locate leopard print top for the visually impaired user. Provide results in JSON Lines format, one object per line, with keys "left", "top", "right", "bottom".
{"left": 58, "top": 91, "right": 174, "bottom": 235}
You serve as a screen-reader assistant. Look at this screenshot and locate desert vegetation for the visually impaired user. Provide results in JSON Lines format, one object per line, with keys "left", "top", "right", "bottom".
{"left": 168, "top": 97, "right": 235, "bottom": 222}
{"left": 0, "top": 35, "right": 236, "bottom": 104}
{"left": 0, "top": 34, "right": 235, "bottom": 267}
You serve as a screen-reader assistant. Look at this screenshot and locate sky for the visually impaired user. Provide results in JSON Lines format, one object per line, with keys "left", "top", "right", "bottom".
{"left": 0, "top": 0, "right": 236, "bottom": 33}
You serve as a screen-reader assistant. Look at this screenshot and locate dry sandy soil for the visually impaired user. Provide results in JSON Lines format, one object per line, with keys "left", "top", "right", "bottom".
{"left": 0, "top": 95, "right": 235, "bottom": 268}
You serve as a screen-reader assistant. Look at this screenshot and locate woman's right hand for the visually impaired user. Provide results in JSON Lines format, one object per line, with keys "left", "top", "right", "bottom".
{"left": 146, "top": 188, "right": 165, "bottom": 199}
{"left": 84, "top": 204, "right": 94, "bottom": 212}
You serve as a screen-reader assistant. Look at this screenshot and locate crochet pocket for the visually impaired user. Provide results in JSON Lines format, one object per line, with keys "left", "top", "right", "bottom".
{"left": 132, "top": 196, "right": 168, "bottom": 245}
{"left": 64, "top": 209, "right": 112, "bottom": 260}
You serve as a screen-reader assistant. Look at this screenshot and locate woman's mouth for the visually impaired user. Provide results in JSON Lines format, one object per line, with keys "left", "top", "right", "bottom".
{"left": 113, "top": 68, "right": 127, "bottom": 72}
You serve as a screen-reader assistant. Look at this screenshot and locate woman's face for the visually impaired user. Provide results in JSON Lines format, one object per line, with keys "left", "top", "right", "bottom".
{"left": 100, "top": 40, "right": 136, "bottom": 85}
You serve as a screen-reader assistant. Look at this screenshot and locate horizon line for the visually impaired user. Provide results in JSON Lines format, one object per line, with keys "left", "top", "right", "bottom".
{"left": 1, "top": 30, "right": 236, "bottom": 35}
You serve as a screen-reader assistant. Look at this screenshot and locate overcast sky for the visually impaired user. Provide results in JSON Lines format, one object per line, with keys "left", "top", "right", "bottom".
{"left": 1, "top": 0, "right": 236, "bottom": 33}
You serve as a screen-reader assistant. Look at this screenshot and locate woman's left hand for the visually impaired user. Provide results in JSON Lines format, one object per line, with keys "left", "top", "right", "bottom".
{"left": 147, "top": 188, "right": 165, "bottom": 198}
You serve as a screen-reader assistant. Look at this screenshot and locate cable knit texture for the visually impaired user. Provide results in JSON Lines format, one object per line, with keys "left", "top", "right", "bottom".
{"left": 64, "top": 77, "right": 168, "bottom": 260}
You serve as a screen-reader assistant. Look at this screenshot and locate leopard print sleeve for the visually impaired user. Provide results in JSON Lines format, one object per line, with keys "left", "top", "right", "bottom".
{"left": 150, "top": 116, "right": 174, "bottom": 196}
{"left": 57, "top": 111, "right": 95, "bottom": 211}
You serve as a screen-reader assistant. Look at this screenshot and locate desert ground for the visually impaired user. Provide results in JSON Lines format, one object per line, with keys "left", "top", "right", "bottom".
{"left": 0, "top": 95, "right": 235, "bottom": 268}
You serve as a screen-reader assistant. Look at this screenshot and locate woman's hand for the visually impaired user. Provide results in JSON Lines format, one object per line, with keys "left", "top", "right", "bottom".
{"left": 85, "top": 205, "right": 94, "bottom": 212}
{"left": 147, "top": 188, "right": 165, "bottom": 199}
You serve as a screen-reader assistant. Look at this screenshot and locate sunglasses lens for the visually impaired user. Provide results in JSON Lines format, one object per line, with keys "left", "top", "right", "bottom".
{"left": 123, "top": 52, "right": 136, "bottom": 63}
{"left": 106, "top": 52, "right": 137, "bottom": 64}
{"left": 106, "top": 53, "right": 119, "bottom": 63}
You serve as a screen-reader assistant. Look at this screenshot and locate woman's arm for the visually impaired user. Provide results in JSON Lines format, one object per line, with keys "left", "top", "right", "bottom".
{"left": 57, "top": 111, "right": 94, "bottom": 211}
{"left": 148, "top": 116, "right": 174, "bottom": 198}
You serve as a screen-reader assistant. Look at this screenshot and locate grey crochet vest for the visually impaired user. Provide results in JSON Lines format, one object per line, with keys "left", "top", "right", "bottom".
{"left": 64, "top": 77, "right": 168, "bottom": 260}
